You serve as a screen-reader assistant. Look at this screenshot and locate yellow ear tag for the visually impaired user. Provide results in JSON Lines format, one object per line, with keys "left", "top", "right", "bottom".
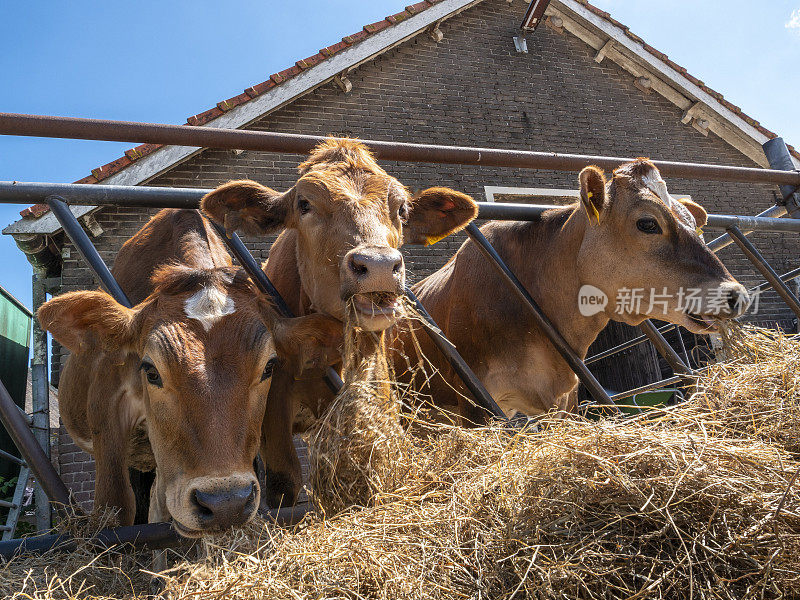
{"left": 425, "top": 233, "right": 448, "bottom": 246}
{"left": 586, "top": 192, "right": 600, "bottom": 225}
{"left": 696, "top": 227, "right": 704, "bottom": 236}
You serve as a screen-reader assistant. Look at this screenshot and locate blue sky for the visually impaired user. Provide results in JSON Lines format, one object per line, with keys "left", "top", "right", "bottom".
{"left": 2, "top": 0, "right": 799, "bottom": 311}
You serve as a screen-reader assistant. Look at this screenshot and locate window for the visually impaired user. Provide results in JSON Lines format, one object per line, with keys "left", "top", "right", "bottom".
{"left": 484, "top": 186, "right": 692, "bottom": 205}
{"left": 483, "top": 186, "right": 579, "bottom": 206}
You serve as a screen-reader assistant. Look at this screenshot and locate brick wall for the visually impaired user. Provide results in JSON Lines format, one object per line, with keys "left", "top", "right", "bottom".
{"left": 51, "top": 0, "right": 798, "bottom": 504}
{"left": 57, "top": 425, "right": 94, "bottom": 511}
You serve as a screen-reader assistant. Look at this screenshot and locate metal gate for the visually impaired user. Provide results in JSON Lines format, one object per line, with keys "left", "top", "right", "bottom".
{"left": 0, "top": 112, "right": 798, "bottom": 556}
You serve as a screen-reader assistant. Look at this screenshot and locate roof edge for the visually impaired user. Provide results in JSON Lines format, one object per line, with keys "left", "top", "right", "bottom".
{"left": 4, "top": 205, "right": 99, "bottom": 236}
{"left": 87, "top": 0, "right": 483, "bottom": 189}
{"left": 552, "top": 0, "right": 800, "bottom": 169}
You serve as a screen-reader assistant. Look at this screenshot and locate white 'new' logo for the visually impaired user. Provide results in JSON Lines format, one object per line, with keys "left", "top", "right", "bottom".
{"left": 578, "top": 285, "right": 607, "bottom": 317}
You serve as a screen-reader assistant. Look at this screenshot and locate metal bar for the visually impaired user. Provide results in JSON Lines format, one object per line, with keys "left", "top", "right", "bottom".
{"left": 207, "top": 221, "right": 344, "bottom": 393}
{"left": 404, "top": 287, "right": 507, "bottom": 421}
{"left": 705, "top": 204, "right": 788, "bottom": 252}
{"left": 0, "top": 180, "right": 207, "bottom": 208}
{"left": 727, "top": 226, "right": 800, "bottom": 319}
{"left": 610, "top": 375, "right": 685, "bottom": 402}
{"left": 0, "top": 503, "right": 311, "bottom": 559}
{"left": 0, "top": 378, "right": 71, "bottom": 508}
{"left": 1, "top": 522, "right": 182, "bottom": 558}
{"left": 638, "top": 320, "right": 692, "bottom": 375}
{"left": 585, "top": 324, "right": 676, "bottom": 365}
{"left": 46, "top": 196, "right": 132, "bottom": 307}
{"left": 16, "top": 405, "right": 33, "bottom": 427}
{"left": 706, "top": 204, "right": 786, "bottom": 252}
{"left": 707, "top": 137, "right": 799, "bottom": 252}
{"left": 2, "top": 466, "right": 30, "bottom": 541}
{"left": 750, "top": 266, "right": 800, "bottom": 293}
{"left": 674, "top": 326, "right": 691, "bottom": 368}
{"left": 0, "top": 447, "right": 25, "bottom": 466}
{"left": 31, "top": 273, "right": 51, "bottom": 531}
{"left": 763, "top": 137, "right": 800, "bottom": 217}
{"left": 0, "top": 499, "right": 16, "bottom": 509}
{"left": 669, "top": 212, "right": 800, "bottom": 233}
{"left": 464, "top": 222, "right": 619, "bottom": 411}
{"left": 208, "top": 222, "right": 293, "bottom": 318}
{"left": 3, "top": 183, "right": 800, "bottom": 234}
{"left": 478, "top": 203, "right": 800, "bottom": 233}
{"left": 2, "top": 113, "right": 800, "bottom": 186}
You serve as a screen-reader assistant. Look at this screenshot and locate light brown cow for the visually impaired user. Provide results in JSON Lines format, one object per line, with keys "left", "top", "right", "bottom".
{"left": 38, "top": 209, "right": 340, "bottom": 535}
{"left": 201, "top": 139, "right": 480, "bottom": 503}
{"left": 202, "top": 139, "right": 478, "bottom": 330}
{"left": 403, "top": 159, "right": 749, "bottom": 420}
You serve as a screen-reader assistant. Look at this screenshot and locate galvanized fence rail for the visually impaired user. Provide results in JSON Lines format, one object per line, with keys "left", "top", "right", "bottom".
{"left": 2, "top": 112, "right": 799, "bottom": 185}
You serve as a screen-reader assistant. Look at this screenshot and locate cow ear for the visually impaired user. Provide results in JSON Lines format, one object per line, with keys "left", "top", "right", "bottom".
{"left": 37, "top": 291, "right": 135, "bottom": 354}
{"left": 270, "top": 313, "right": 343, "bottom": 376}
{"left": 404, "top": 187, "right": 478, "bottom": 246}
{"left": 579, "top": 166, "right": 607, "bottom": 225}
{"left": 677, "top": 198, "right": 708, "bottom": 229}
{"left": 201, "top": 179, "right": 294, "bottom": 237}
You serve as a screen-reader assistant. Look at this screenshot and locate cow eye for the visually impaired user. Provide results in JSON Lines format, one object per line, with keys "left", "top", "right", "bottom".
{"left": 139, "top": 362, "right": 163, "bottom": 388}
{"left": 297, "top": 196, "right": 311, "bottom": 215}
{"left": 261, "top": 357, "right": 278, "bottom": 382}
{"left": 636, "top": 218, "right": 662, "bottom": 234}
{"left": 398, "top": 203, "right": 409, "bottom": 222}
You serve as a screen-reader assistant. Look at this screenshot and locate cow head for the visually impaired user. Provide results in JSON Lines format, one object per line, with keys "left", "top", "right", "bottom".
{"left": 575, "top": 158, "right": 748, "bottom": 333}
{"left": 39, "top": 266, "right": 341, "bottom": 536}
{"left": 201, "top": 138, "right": 478, "bottom": 331}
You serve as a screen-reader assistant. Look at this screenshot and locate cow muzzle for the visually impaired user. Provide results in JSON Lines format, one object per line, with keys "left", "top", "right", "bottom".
{"left": 341, "top": 245, "right": 405, "bottom": 331}
{"left": 682, "top": 281, "right": 749, "bottom": 332}
{"left": 172, "top": 473, "right": 259, "bottom": 536}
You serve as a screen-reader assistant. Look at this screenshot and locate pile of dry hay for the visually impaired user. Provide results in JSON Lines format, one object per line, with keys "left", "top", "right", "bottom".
{"left": 2, "top": 324, "right": 799, "bottom": 599}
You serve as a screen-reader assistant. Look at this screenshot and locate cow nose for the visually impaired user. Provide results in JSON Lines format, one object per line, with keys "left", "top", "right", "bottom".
{"left": 191, "top": 481, "right": 257, "bottom": 529}
{"left": 726, "top": 286, "right": 749, "bottom": 316}
{"left": 345, "top": 246, "right": 404, "bottom": 290}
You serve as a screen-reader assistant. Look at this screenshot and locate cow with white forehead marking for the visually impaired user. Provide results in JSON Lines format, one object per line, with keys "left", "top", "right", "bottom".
{"left": 402, "top": 158, "right": 749, "bottom": 420}
{"left": 38, "top": 209, "right": 341, "bottom": 535}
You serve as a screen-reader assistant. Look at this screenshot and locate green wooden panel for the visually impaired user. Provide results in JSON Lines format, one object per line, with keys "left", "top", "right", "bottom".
{"left": 0, "top": 285, "right": 31, "bottom": 479}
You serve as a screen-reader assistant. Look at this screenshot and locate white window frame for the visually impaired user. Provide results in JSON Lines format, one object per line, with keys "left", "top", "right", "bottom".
{"left": 483, "top": 186, "right": 579, "bottom": 203}
{"left": 483, "top": 185, "right": 691, "bottom": 204}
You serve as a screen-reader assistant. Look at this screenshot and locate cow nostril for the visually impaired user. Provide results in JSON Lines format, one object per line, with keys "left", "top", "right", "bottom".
{"left": 192, "top": 490, "right": 215, "bottom": 519}
{"left": 728, "top": 290, "right": 744, "bottom": 313}
{"left": 392, "top": 259, "right": 402, "bottom": 274}
{"left": 349, "top": 255, "right": 369, "bottom": 277}
{"left": 247, "top": 485, "right": 257, "bottom": 508}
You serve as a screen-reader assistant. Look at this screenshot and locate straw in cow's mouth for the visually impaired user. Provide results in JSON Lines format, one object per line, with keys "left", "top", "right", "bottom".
{"left": 685, "top": 311, "right": 720, "bottom": 332}
{"left": 351, "top": 292, "right": 404, "bottom": 318}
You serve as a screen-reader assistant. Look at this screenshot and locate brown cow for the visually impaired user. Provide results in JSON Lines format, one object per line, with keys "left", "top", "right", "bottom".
{"left": 201, "top": 139, "right": 479, "bottom": 503}
{"left": 38, "top": 209, "right": 340, "bottom": 535}
{"left": 403, "top": 159, "right": 749, "bottom": 420}
{"left": 201, "top": 139, "right": 478, "bottom": 329}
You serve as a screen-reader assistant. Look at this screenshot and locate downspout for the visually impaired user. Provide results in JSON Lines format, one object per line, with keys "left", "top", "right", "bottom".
{"left": 12, "top": 234, "right": 61, "bottom": 278}
{"left": 12, "top": 232, "right": 61, "bottom": 532}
